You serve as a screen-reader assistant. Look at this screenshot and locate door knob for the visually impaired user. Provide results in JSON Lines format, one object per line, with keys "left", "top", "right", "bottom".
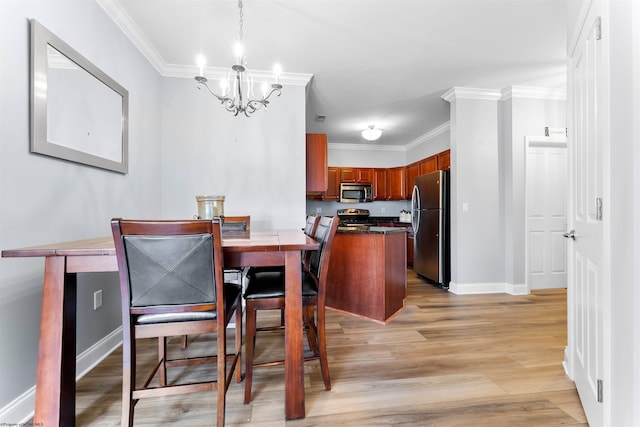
{"left": 563, "top": 229, "right": 576, "bottom": 240}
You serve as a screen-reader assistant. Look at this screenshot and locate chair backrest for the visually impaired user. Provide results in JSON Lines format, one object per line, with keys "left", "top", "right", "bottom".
{"left": 302, "top": 214, "right": 321, "bottom": 270}
{"left": 111, "top": 219, "right": 225, "bottom": 315}
{"left": 308, "top": 216, "right": 339, "bottom": 291}
{"left": 221, "top": 215, "right": 250, "bottom": 238}
{"left": 304, "top": 214, "right": 320, "bottom": 236}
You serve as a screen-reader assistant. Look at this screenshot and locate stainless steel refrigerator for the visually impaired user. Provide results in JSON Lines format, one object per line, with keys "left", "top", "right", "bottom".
{"left": 411, "top": 170, "right": 450, "bottom": 287}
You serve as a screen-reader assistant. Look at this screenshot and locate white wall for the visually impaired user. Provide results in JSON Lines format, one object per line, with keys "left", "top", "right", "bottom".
{"left": 160, "top": 77, "right": 307, "bottom": 231}
{"left": 502, "top": 92, "right": 566, "bottom": 287}
{"left": 0, "top": 0, "right": 162, "bottom": 419}
{"left": 328, "top": 144, "right": 407, "bottom": 168}
{"left": 606, "top": 0, "right": 640, "bottom": 424}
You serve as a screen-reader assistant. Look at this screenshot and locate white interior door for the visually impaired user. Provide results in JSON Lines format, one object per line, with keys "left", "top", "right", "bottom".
{"left": 526, "top": 138, "right": 568, "bottom": 290}
{"left": 567, "top": 4, "right": 607, "bottom": 425}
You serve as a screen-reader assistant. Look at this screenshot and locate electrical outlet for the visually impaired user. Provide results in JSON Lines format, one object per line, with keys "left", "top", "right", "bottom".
{"left": 316, "top": 207, "right": 322, "bottom": 213}
{"left": 381, "top": 207, "right": 386, "bottom": 213}
{"left": 93, "top": 290, "right": 103, "bottom": 310}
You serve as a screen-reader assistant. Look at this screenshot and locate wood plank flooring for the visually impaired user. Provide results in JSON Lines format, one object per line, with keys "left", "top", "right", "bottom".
{"left": 74, "top": 271, "right": 587, "bottom": 426}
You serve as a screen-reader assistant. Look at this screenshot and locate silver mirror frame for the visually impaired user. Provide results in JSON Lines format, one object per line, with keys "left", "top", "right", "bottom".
{"left": 30, "top": 19, "right": 129, "bottom": 174}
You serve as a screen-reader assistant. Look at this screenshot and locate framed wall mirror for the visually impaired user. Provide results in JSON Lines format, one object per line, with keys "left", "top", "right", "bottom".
{"left": 30, "top": 19, "right": 129, "bottom": 174}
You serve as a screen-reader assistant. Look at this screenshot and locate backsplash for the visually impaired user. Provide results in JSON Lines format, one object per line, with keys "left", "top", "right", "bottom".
{"left": 306, "top": 200, "right": 410, "bottom": 217}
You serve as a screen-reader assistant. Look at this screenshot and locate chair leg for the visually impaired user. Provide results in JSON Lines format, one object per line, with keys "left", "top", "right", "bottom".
{"left": 121, "top": 332, "right": 135, "bottom": 427}
{"left": 181, "top": 334, "right": 188, "bottom": 349}
{"left": 158, "top": 337, "right": 167, "bottom": 386}
{"left": 244, "top": 300, "right": 257, "bottom": 404}
{"left": 303, "top": 306, "right": 319, "bottom": 356}
{"left": 317, "top": 306, "right": 331, "bottom": 390}
{"left": 235, "top": 304, "right": 243, "bottom": 383}
{"left": 217, "top": 323, "right": 227, "bottom": 427}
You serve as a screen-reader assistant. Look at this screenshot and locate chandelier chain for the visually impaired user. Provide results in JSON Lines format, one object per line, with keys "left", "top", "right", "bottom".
{"left": 238, "top": 0, "right": 244, "bottom": 42}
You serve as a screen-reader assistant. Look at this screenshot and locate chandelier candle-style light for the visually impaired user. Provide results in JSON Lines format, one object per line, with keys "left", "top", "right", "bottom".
{"left": 195, "top": 0, "right": 282, "bottom": 117}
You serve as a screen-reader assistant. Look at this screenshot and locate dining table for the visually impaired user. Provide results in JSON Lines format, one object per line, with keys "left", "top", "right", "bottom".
{"left": 1, "top": 228, "right": 320, "bottom": 426}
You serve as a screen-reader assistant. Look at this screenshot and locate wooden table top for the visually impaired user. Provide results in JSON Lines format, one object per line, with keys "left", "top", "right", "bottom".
{"left": 2, "top": 230, "right": 318, "bottom": 259}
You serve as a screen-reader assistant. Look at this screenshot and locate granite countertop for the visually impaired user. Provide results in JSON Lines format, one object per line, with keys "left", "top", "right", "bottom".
{"left": 337, "top": 226, "right": 408, "bottom": 235}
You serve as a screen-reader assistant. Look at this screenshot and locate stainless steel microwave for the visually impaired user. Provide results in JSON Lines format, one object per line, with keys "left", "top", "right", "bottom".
{"left": 340, "top": 183, "right": 373, "bottom": 203}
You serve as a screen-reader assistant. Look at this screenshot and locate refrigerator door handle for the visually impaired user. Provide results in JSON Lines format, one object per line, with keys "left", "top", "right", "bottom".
{"left": 411, "top": 185, "right": 420, "bottom": 232}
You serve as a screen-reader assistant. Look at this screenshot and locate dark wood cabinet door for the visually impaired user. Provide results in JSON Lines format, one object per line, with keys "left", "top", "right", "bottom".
{"left": 419, "top": 155, "right": 438, "bottom": 175}
{"left": 407, "top": 233, "right": 414, "bottom": 267}
{"left": 406, "top": 162, "right": 419, "bottom": 199}
{"left": 325, "top": 167, "right": 340, "bottom": 200}
{"left": 374, "top": 168, "right": 388, "bottom": 200}
{"left": 437, "top": 149, "right": 450, "bottom": 170}
{"left": 305, "top": 134, "right": 328, "bottom": 193}
{"left": 387, "top": 167, "right": 406, "bottom": 200}
{"left": 340, "top": 168, "right": 356, "bottom": 182}
{"left": 358, "top": 168, "right": 374, "bottom": 183}
{"left": 341, "top": 167, "right": 373, "bottom": 183}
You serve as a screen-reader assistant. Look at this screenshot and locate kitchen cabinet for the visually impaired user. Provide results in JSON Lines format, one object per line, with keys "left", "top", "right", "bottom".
{"left": 325, "top": 167, "right": 340, "bottom": 200}
{"left": 387, "top": 167, "right": 406, "bottom": 200}
{"left": 438, "top": 149, "right": 451, "bottom": 170}
{"left": 341, "top": 167, "right": 373, "bottom": 183}
{"left": 406, "top": 162, "right": 420, "bottom": 198}
{"left": 407, "top": 232, "right": 414, "bottom": 266}
{"left": 374, "top": 221, "right": 413, "bottom": 267}
{"left": 373, "top": 168, "right": 388, "bottom": 200}
{"left": 305, "top": 134, "right": 328, "bottom": 193}
{"left": 419, "top": 155, "right": 438, "bottom": 175}
{"left": 326, "top": 228, "right": 407, "bottom": 323}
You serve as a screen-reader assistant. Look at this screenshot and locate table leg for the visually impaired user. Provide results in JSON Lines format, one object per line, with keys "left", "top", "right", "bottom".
{"left": 34, "top": 256, "right": 76, "bottom": 426}
{"left": 283, "top": 250, "right": 305, "bottom": 419}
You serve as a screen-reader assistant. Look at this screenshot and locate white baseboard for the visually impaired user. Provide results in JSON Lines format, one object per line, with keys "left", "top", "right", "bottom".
{"left": 0, "top": 327, "right": 123, "bottom": 424}
{"left": 448, "top": 281, "right": 529, "bottom": 295}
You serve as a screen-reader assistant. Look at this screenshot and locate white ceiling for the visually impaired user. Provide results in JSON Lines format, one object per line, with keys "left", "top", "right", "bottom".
{"left": 101, "top": 0, "right": 567, "bottom": 147}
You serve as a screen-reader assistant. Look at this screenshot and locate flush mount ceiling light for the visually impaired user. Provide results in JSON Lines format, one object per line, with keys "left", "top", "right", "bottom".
{"left": 194, "top": 0, "right": 282, "bottom": 117}
{"left": 361, "top": 125, "right": 382, "bottom": 141}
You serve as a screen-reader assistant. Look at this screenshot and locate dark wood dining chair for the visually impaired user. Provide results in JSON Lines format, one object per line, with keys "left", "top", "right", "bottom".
{"left": 111, "top": 218, "right": 242, "bottom": 427}
{"left": 181, "top": 215, "right": 250, "bottom": 350}
{"left": 242, "top": 215, "right": 338, "bottom": 404}
{"left": 245, "top": 214, "right": 320, "bottom": 327}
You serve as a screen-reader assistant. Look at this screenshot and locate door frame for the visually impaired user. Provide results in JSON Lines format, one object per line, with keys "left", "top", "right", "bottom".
{"left": 524, "top": 136, "right": 568, "bottom": 294}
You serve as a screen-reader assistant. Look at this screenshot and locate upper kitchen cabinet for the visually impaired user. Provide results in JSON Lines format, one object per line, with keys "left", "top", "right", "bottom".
{"left": 325, "top": 167, "right": 340, "bottom": 200}
{"left": 387, "top": 166, "right": 406, "bottom": 200}
{"left": 419, "top": 155, "right": 438, "bottom": 175}
{"left": 373, "top": 168, "right": 388, "bottom": 200}
{"left": 306, "top": 134, "right": 328, "bottom": 193}
{"left": 406, "top": 162, "right": 420, "bottom": 198}
{"left": 341, "top": 167, "right": 374, "bottom": 183}
{"left": 437, "top": 149, "right": 451, "bottom": 170}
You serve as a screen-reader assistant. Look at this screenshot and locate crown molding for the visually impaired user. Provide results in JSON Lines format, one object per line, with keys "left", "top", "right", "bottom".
{"left": 97, "top": 0, "right": 312, "bottom": 86}
{"left": 501, "top": 86, "right": 566, "bottom": 100}
{"left": 96, "top": 0, "right": 166, "bottom": 72}
{"left": 163, "top": 63, "right": 312, "bottom": 86}
{"left": 328, "top": 142, "right": 407, "bottom": 152}
{"left": 329, "top": 121, "right": 451, "bottom": 152}
{"left": 441, "top": 87, "right": 502, "bottom": 102}
{"left": 405, "top": 121, "right": 451, "bottom": 150}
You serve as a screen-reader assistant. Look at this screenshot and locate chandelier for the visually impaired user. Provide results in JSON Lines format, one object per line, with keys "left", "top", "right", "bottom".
{"left": 194, "top": 0, "right": 282, "bottom": 117}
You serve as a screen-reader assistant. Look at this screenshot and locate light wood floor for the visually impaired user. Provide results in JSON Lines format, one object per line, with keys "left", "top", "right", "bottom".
{"left": 75, "top": 271, "right": 587, "bottom": 426}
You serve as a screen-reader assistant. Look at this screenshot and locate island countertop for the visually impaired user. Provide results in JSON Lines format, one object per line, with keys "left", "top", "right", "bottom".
{"left": 337, "top": 226, "right": 407, "bottom": 234}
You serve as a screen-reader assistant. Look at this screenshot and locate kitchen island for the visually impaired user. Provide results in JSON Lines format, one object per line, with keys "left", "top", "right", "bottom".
{"left": 326, "top": 227, "right": 407, "bottom": 323}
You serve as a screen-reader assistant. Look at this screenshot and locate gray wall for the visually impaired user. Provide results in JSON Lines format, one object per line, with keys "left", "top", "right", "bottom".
{"left": 448, "top": 94, "right": 504, "bottom": 287}
{"left": 0, "top": 0, "right": 162, "bottom": 415}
